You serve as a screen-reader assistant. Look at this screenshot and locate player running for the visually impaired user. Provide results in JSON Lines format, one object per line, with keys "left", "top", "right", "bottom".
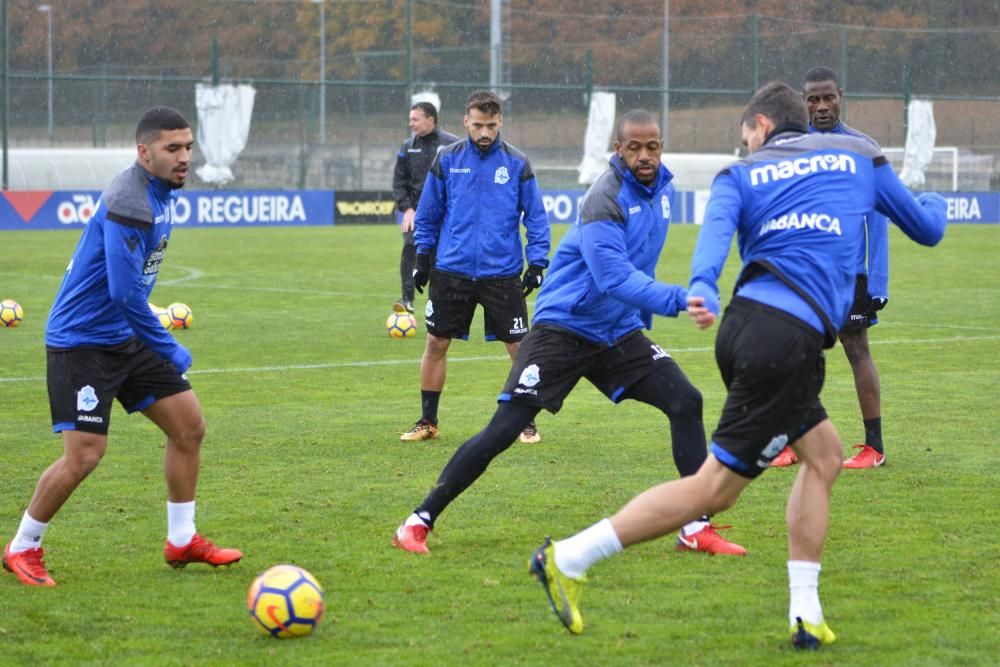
{"left": 3, "top": 108, "right": 241, "bottom": 587}
{"left": 394, "top": 110, "right": 746, "bottom": 558}
{"left": 530, "top": 83, "right": 945, "bottom": 647}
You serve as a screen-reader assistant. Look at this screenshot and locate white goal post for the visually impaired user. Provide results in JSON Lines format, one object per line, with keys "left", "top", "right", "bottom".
{"left": 882, "top": 146, "right": 959, "bottom": 192}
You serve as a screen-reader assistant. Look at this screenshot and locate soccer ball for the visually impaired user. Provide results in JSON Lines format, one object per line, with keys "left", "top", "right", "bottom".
{"left": 247, "top": 564, "right": 325, "bottom": 638}
{"left": 0, "top": 299, "right": 23, "bottom": 328}
{"left": 386, "top": 311, "right": 418, "bottom": 338}
{"left": 167, "top": 302, "right": 194, "bottom": 329}
{"left": 149, "top": 303, "right": 174, "bottom": 331}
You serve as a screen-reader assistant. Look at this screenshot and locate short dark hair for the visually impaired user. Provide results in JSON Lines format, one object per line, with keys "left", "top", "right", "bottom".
{"left": 802, "top": 67, "right": 840, "bottom": 89}
{"left": 466, "top": 90, "right": 502, "bottom": 116}
{"left": 741, "top": 81, "right": 809, "bottom": 129}
{"left": 616, "top": 109, "right": 659, "bottom": 142}
{"left": 136, "top": 107, "right": 190, "bottom": 144}
{"left": 411, "top": 101, "right": 438, "bottom": 124}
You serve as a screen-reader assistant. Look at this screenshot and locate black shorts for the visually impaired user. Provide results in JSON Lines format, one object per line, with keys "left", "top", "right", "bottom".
{"left": 47, "top": 337, "right": 191, "bottom": 435}
{"left": 841, "top": 274, "right": 877, "bottom": 331}
{"left": 425, "top": 270, "right": 529, "bottom": 342}
{"left": 499, "top": 325, "right": 683, "bottom": 413}
{"left": 710, "top": 298, "right": 828, "bottom": 479}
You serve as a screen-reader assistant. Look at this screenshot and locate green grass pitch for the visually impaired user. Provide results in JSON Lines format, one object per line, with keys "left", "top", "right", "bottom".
{"left": 0, "top": 223, "right": 997, "bottom": 665}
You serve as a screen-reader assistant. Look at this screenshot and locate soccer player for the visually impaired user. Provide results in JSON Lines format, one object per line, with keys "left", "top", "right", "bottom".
{"left": 399, "top": 90, "right": 550, "bottom": 445}
{"left": 393, "top": 109, "right": 746, "bottom": 557}
{"left": 391, "top": 101, "right": 459, "bottom": 315}
{"left": 529, "top": 83, "right": 945, "bottom": 646}
{"left": 2, "top": 108, "right": 242, "bottom": 587}
{"left": 773, "top": 66, "right": 890, "bottom": 469}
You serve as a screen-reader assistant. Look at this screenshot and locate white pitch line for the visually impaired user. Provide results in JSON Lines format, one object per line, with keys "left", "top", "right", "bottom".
{"left": 157, "top": 265, "right": 205, "bottom": 286}
{"left": 1, "top": 334, "right": 998, "bottom": 384}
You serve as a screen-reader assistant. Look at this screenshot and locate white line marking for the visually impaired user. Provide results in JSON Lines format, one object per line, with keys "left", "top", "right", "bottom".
{"left": 158, "top": 265, "right": 205, "bottom": 286}
{"left": 2, "top": 335, "right": 998, "bottom": 384}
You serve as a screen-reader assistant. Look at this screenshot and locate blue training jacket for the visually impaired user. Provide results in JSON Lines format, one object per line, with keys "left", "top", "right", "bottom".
{"left": 532, "top": 154, "right": 688, "bottom": 345}
{"left": 689, "top": 126, "right": 946, "bottom": 348}
{"left": 414, "top": 135, "right": 550, "bottom": 279}
{"left": 810, "top": 121, "right": 889, "bottom": 298}
{"left": 46, "top": 162, "right": 191, "bottom": 373}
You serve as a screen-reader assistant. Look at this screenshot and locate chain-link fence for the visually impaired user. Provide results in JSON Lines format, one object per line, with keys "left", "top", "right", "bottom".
{"left": 4, "top": 3, "right": 999, "bottom": 191}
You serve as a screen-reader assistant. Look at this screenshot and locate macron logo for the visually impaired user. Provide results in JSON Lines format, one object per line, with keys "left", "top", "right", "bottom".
{"left": 449, "top": 167, "right": 472, "bottom": 174}
{"left": 749, "top": 153, "right": 856, "bottom": 186}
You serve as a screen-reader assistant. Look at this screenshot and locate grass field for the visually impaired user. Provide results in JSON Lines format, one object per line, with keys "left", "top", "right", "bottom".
{"left": 1, "top": 223, "right": 998, "bottom": 666}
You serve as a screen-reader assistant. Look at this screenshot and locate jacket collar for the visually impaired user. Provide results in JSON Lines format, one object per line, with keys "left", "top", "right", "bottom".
{"left": 134, "top": 161, "right": 173, "bottom": 197}
{"left": 764, "top": 122, "right": 809, "bottom": 146}
{"left": 610, "top": 153, "right": 673, "bottom": 198}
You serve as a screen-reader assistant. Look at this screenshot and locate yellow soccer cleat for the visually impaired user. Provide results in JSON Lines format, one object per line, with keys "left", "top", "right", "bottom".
{"left": 529, "top": 537, "right": 586, "bottom": 634}
{"left": 790, "top": 616, "right": 837, "bottom": 649}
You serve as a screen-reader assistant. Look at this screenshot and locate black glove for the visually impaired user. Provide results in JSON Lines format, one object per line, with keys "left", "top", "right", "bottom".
{"left": 869, "top": 296, "right": 888, "bottom": 314}
{"left": 412, "top": 253, "right": 431, "bottom": 294}
{"left": 521, "top": 265, "right": 545, "bottom": 298}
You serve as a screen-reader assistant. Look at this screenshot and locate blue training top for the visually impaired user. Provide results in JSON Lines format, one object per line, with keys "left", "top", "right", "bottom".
{"left": 689, "top": 126, "right": 946, "bottom": 348}
{"left": 532, "top": 154, "right": 688, "bottom": 346}
{"left": 413, "top": 135, "right": 550, "bottom": 279}
{"left": 46, "top": 162, "right": 191, "bottom": 373}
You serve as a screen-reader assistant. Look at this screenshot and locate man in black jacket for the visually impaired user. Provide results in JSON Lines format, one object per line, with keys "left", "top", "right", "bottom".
{"left": 391, "top": 102, "right": 459, "bottom": 313}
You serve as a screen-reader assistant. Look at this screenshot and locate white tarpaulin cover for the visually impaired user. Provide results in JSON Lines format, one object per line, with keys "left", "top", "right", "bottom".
{"left": 578, "top": 91, "right": 616, "bottom": 185}
{"left": 195, "top": 83, "right": 256, "bottom": 185}
{"left": 899, "top": 99, "right": 936, "bottom": 189}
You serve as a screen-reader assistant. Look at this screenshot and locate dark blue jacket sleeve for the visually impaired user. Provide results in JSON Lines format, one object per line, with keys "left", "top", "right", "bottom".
{"left": 688, "top": 171, "right": 741, "bottom": 313}
{"left": 414, "top": 159, "right": 446, "bottom": 255}
{"left": 580, "top": 220, "right": 687, "bottom": 317}
{"left": 872, "top": 163, "right": 946, "bottom": 247}
{"left": 518, "top": 170, "right": 551, "bottom": 268}
{"left": 105, "top": 222, "right": 191, "bottom": 373}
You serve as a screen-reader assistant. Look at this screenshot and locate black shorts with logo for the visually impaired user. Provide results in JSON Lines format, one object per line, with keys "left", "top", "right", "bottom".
{"left": 499, "top": 324, "right": 684, "bottom": 413}
{"left": 425, "top": 269, "right": 529, "bottom": 342}
{"left": 710, "top": 298, "right": 828, "bottom": 479}
{"left": 47, "top": 337, "right": 191, "bottom": 435}
{"left": 841, "top": 274, "right": 877, "bottom": 331}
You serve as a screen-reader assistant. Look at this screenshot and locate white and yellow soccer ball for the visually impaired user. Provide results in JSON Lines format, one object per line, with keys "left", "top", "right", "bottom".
{"left": 167, "top": 302, "right": 194, "bottom": 330}
{"left": 247, "top": 564, "right": 325, "bottom": 638}
{"left": 0, "top": 299, "right": 24, "bottom": 328}
{"left": 149, "top": 303, "right": 174, "bottom": 331}
{"left": 386, "top": 311, "right": 418, "bottom": 338}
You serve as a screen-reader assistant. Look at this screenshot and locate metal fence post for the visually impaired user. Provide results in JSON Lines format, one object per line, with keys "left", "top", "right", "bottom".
{"left": 2, "top": 0, "right": 8, "bottom": 190}
{"left": 211, "top": 37, "right": 219, "bottom": 87}
{"left": 902, "top": 60, "right": 911, "bottom": 146}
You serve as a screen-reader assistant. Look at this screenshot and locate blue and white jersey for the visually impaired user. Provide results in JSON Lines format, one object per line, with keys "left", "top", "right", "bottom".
{"left": 810, "top": 121, "right": 889, "bottom": 298}
{"left": 690, "top": 127, "right": 945, "bottom": 348}
{"left": 46, "top": 162, "right": 191, "bottom": 372}
{"left": 532, "top": 155, "right": 687, "bottom": 346}
{"left": 414, "top": 135, "right": 550, "bottom": 279}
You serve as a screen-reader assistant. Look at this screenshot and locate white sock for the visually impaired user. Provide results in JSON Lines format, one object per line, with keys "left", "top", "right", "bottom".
{"left": 681, "top": 519, "right": 708, "bottom": 537}
{"left": 11, "top": 512, "right": 48, "bottom": 553}
{"left": 167, "top": 501, "right": 196, "bottom": 547}
{"left": 554, "top": 518, "right": 623, "bottom": 580}
{"left": 404, "top": 512, "right": 430, "bottom": 528}
{"left": 788, "top": 560, "right": 824, "bottom": 626}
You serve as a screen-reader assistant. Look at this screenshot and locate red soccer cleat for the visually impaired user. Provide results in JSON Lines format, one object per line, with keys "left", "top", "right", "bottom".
{"left": 3, "top": 541, "right": 56, "bottom": 587}
{"left": 392, "top": 523, "right": 431, "bottom": 554}
{"left": 842, "top": 444, "right": 886, "bottom": 469}
{"left": 675, "top": 524, "right": 747, "bottom": 556}
{"left": 771, "top": 446, "right": 799, "bottom": 467}
{"left": 164, "top": 533, "right": 242, "bottom": 569}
